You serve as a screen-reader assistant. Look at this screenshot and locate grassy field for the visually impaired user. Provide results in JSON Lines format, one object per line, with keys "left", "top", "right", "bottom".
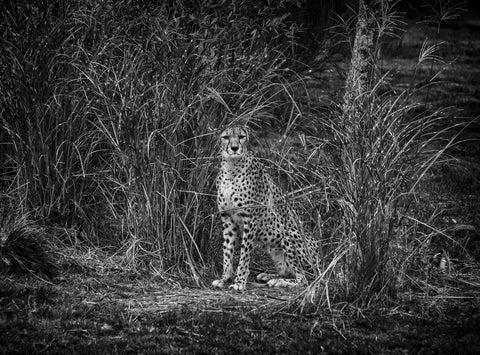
{"left": 1, "top": 1, "right": 480, "bottom": 353}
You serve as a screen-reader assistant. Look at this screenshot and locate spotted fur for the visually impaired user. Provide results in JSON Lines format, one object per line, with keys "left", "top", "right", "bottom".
{"left": 212, "top": 126, "right": 319, "bottom": 291}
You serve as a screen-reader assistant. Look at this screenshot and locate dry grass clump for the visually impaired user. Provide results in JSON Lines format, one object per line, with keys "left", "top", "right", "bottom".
{"left": 0, "top": 0, "right": 307, "bottom": 276}
{"left": 295, "top": 0, "right": 472, "bottom": 309}
{"left": 0, "top": 218, "right": 59, "bottom": 279}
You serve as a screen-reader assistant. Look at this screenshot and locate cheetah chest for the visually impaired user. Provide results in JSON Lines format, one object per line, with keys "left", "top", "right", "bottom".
{"left": 217, "top": 177, "right": 243, "bottom": 212}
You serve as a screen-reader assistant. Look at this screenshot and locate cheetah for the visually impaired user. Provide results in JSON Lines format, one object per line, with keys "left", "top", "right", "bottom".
{"left": 212, "top": 126, "right": 319, "bottom": 291}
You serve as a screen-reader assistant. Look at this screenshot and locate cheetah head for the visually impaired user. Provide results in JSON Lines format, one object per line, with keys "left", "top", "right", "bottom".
{"left": 219, "top": 126, "right": 249, "bottom": 160}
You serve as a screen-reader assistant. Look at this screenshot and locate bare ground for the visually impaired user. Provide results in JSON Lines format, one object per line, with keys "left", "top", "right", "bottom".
{"left": 1, "top": 263, "right": 480, "bottom": 354}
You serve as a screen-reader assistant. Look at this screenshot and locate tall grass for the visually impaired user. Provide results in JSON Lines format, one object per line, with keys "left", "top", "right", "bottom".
{"left": 0, "top": 0, "right": 467, "bottom": 306}
{"left": 299, "top": 0, "right": 466, "bottom": 308}
{"left": 0, "top": 0, "right": 304, "bottom": 276}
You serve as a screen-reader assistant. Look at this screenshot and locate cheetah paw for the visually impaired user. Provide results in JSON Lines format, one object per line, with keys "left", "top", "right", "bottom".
{"left": 256, "top": 273, "right": 278, "bottom": 282}
{"left": 228, "top": 283, "right": 246, "bottom": 291}
{"left": 266, "top": 278, "right": 298, "bottom": 288}
{"left": 212, "top": 279, "right": 226, "bottom": 288}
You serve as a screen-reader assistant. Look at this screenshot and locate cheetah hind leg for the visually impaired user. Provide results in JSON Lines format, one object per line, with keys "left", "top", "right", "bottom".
{"left": 258, "top": 246, "right": 298, "bottom": 286}
{"left": 256, "top": 272, "right": 300, "bottom": 287}
{"left": 212, "top": 278, "right": 230, "bottom": 289}
{"left": 266, "top": 278, "right": 300, "bottom": 288}
{"left": 257, "top": 249, "right": 284, "bottom": 282}
{"left": 266, "top": 271, "right": 307, "bottom": 288}
{"left": 256, "top": 272, "right": 280, "bottom": 282}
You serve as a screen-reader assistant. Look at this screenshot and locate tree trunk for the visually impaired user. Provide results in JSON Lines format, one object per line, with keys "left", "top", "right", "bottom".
{"left": 342, "top": 0, "right": 377, "bottom": 127}
{"left": 340, "top": 0, "right": 388, "bottom": 303}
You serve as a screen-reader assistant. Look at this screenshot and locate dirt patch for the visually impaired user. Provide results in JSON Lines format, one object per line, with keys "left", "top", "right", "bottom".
{"left": 1, "top": 268, "right": 480, "bottom": 354}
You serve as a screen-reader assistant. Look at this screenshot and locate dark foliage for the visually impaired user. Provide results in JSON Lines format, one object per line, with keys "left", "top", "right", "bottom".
{"left": 0, "top": 222, "right": 59, "bottom": 278}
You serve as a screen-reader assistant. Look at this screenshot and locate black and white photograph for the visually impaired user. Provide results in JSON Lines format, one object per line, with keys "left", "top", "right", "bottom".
{"left": 1, "top": 0, "right": 479, "bottom": 353}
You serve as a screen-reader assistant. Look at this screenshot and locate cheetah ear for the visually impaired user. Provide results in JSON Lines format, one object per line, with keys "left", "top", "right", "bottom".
{"left": 206, "top": 123, "right": 224, "bottom": 140}
{"left": 206, "top": 123, "right": 216, "bottom": 133}
{"left": 243, "top": 125, "right": 254, "bottom": 142}
{"left": 246, "top": 126, "right": 254, "bottom": 142}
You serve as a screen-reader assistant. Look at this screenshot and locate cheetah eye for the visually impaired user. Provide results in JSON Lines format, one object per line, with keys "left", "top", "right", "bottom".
{"left": 239, "top": 135, "right": 246, "bottom": 139}
{"left": 222, "top": 136, "right": 229, "bottom": 140}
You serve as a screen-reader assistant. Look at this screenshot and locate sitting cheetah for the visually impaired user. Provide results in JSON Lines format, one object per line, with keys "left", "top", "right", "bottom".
{"left": 212, "top": 126, "right": 319, "bottom": 291}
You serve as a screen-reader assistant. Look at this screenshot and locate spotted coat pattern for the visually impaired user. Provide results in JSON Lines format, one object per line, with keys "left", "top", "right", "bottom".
{"left": 212, "top": 126, "right": 319, "bottom": 291}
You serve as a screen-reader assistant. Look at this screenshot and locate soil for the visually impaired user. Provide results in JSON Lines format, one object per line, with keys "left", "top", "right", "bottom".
{"left": 1, "top": 269, "right": 479, "bottom": 354}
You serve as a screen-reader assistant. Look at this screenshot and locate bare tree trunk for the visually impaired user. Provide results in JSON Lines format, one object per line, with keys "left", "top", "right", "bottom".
{"left": 340, "top": 0, "right": 389, "bottom": 303}
{"left": 342, "top": 0, "right": 377, "bottom": 127}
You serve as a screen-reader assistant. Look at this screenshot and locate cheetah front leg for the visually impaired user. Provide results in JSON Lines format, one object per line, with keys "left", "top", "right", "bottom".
{"left": 230, "top": 215, "right": 255, "bottom": 291}
{"left": 212, "top": 213, "right": 238, "bottom": 289}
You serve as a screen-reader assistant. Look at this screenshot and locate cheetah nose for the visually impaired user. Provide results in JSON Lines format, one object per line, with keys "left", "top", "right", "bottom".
{"left": 231, "top": 146, "right": 239, "bottom": 152}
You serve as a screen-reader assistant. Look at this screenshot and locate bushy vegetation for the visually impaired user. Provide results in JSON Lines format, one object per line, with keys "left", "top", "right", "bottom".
{"left": 1, "top": 0, "right": 309, "bottom": 275}
{"left": 0, "top": 0, "right": 475, "bottom": 314}
{"left": 298, "top": 0, "right": 474, "bottom": 308}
